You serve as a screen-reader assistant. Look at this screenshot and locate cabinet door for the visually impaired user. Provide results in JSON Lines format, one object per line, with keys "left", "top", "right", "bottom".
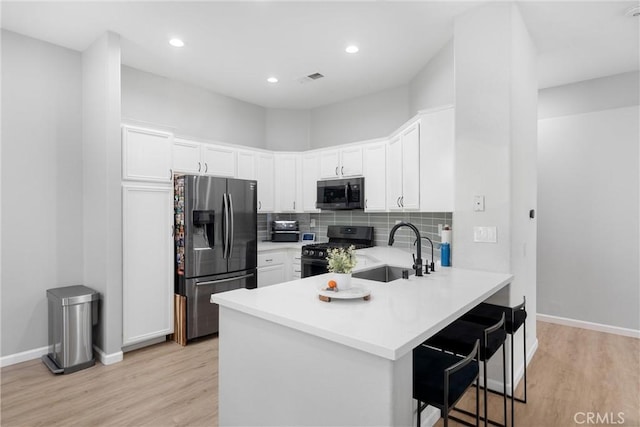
{"left": 237, "top": 150, "right": 256, "bottom": 180}
{"left": 173, "top": 138, "right": 202, "bottom": 174}
{"left": 122, "top": 126, "right": 173, "bottom": 183}
{"left": 302, "top": 153, "right": 320, "bottom": 212}
{"left": 386, "top": 135, "right": 403, "bottom": 211}
{"left": 319, "top": 150, "right": 340, "bottom": 179}
{"left": 363, "top": 142, "right": 387, "bottom": 211}
{"left": 340, "top": 146, "right": 363, "bottom": 177}
{"left": 256, "top": 153, "right": 275, "bottom": 212}
{"left": 420, "top": 107, "right": 454, "bottom": 212}
{"left": 202, "top": 145, "right": 236, "bottom": 177}
{"left": 401, "top": 122, "right": 421, "bottom": 210}
{"left": 257, "top": 265, "right": 286, "bottom": 287}
{"left": 275, "top": 154, "right": 298, "bottom": 212}
{"left": 122, "top": 184, "right": 174, "bottom": 346}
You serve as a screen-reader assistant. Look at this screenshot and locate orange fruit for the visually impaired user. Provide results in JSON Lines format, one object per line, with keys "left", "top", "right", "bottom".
{"left": 327, "top": 280, "right": 337, "bottom": 289}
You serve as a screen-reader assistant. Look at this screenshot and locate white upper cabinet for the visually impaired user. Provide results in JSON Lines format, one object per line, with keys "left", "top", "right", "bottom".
{"left": 420, "top": 107, "right": 455, "bottom": 212}
{"left": 319, "top": 146, "right": 363, "bottom": 179}
{"left": 122, "top": 126, "right": 173, "bottom": 183}
{"left": 362, "top": 142, "right": 387, "bottom": 212}
{"left": 173, "top": 138, "right": 202, "bottom": 174}
{"left": 387, "top": 121, "right": 420, "bottom": 211}
{"left": 302, "top": 153, "right": 321, "bottom": 212}
{"left": 202, "top": 144, "right": 236, "bottom": 177}
{"left": 237, "top": 150, "right": 256, "bottom": 180}
{"left": 256, "top": 153, "right": 275, "bottom": 213}
{"left": 275, "top": 154, "right": 298, "bottom": 212}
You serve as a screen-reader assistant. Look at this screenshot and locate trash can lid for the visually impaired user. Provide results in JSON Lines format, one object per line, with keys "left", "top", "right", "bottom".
{"left": 47, "top": 285, "right": 99, "bottom": 306}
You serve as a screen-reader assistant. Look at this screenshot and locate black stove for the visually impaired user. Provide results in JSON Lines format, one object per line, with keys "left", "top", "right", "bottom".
{"left": 301, "top": 225, "right": 374, "bottom": 277}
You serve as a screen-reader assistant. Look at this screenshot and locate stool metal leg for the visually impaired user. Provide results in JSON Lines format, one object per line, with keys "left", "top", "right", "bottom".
{"left": 502, "top": 341, "right": 507, "bottom": 427}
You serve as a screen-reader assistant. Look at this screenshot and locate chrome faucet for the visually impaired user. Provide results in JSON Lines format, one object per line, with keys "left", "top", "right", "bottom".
{"left": 388, "top": 222, "right": 423, "bottom": 277}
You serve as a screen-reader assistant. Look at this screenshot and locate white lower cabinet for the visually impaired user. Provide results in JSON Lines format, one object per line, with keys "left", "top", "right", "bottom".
{"left": 291, "top": 250, "right": 302, "bottom": 279}
{"left": 257, "top": 251, "right": 287, "bottom": 287}
{"left": 122, "top": 184, "right": 174, "bottom": 346}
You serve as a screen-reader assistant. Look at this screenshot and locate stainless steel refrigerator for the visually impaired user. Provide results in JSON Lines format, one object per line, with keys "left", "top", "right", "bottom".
{"left": 174, "top": 175, "right": 257, "bottom": 340}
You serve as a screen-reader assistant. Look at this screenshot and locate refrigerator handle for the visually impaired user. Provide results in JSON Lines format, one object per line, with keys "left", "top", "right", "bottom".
{"left": 223, "top": 193, "right": 229, "bottom": 259}
{"left": 228, "top": 193, "right": 235, "bottom": 258}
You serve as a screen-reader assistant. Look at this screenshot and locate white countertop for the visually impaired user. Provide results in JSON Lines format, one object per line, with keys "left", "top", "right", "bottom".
{"left": 257, "top": 241, "right": 306, "bottom": 251}
{"left": 213, "top": 246, "right": 513, "bottom": 360}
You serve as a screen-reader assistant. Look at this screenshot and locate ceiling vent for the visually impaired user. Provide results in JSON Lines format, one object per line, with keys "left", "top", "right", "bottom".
{"left": 297, "top": 72, "right": 325, "bottom": 84}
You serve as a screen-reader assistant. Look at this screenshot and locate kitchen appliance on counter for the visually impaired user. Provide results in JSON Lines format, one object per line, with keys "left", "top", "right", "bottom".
{"left": 175, "top": 175, "right": 257, "bottom": 341}
{"left": 301, "top": 225, "right": 373, "bottom": 278}
{"left": 271, "top": 220, "right": 300, "bottom": 242}
{"left": 316, "top": 177, "right": 365, "bottom": 210}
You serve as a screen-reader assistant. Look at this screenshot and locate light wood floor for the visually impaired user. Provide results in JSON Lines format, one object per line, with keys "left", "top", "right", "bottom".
{"left": 1, "top": 321, "right": 638, "bottom": 426}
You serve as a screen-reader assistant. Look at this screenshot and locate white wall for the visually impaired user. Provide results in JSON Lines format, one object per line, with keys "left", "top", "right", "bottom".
{"left": 0, "top": 30, "right": 84, "bottom": 357}
{"left": 409, "top": 39, "right": 454, "bottom": 115}
{"left": 265, "top": 108, "right": 310, "bottom": 151}
{"left": 121, "top": 66, "right": 266, "bottom": 148}
{"left": 82, "top": 32, "right": 123, "bottom": 356}
{"left": 309, "top": 85, "right": 410, "bottom": 148}
{"left": 538, "top": 75, "right": 639, "bottom": 330}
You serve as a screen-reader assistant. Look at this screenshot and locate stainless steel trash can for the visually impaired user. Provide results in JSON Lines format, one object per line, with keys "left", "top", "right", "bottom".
{"left": 42, "top": 285, "right": 99, "bottom": 374}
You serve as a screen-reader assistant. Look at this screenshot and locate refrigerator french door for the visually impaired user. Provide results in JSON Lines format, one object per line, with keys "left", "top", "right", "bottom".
{"left": 175, "top": 175, "right": 257, "bottom": 340}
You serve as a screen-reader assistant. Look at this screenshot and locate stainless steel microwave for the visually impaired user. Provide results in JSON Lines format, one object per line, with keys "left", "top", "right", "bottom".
{"left": 316, "top": 177, "right": 365, "bottom": 210}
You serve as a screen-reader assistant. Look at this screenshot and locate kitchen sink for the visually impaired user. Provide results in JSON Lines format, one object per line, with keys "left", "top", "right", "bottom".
{"left": 352, "top": 265, "right": 414, "bottom": 283}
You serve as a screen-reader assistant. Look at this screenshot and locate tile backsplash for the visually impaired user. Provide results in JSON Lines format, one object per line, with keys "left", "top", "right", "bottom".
{"left": 259, "top": 211, "right": 453, "bottom": 260}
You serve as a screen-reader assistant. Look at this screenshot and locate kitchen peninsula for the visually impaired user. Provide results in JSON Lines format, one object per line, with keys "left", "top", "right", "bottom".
{"left": 212, "top": 249, "right": 513, "bottom": 426}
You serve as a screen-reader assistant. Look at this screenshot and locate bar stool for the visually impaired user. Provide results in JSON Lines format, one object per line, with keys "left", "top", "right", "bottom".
{"left": 413, "top": 339, "right": 480, "bottom": 427}
{"left": 424, "top": 314, "right": 507, "bottom": 427}
{"left": 462, "top": 297, "right": 528, "bottom": 427}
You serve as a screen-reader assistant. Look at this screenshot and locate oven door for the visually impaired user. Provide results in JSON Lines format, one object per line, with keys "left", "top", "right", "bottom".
{"left": 301, "top": 258, "right": 329, "bottom": 278}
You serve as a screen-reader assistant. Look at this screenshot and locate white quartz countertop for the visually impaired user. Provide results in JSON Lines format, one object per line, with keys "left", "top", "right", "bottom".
{"left": 213, "top": 246, "right": 513, "bottom": 360}
{"left": 257, "top": 241, "right": 306, "bottom": 251}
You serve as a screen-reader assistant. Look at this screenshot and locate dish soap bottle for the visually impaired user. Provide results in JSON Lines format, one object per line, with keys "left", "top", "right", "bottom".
{"left": 441, "top": 242, "right": 451, "bottom": 267}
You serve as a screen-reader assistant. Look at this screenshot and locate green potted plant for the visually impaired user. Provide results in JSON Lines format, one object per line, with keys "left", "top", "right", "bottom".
{"left": 326, "top": 245, "right": 357, "bottom": 290}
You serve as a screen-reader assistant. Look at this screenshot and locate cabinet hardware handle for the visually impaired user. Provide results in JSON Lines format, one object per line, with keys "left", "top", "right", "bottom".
{"left": 400, "top": 196, "right": 404, "bottom": 207}
{"left": 171, "top": 225, "right": 175, "bottom": 237}
{"left": 397, "top": 196, "right": 401, "bottom": 207}
{"left": 341, "top": 166, "right": 344, "bottom": 175}
{"left": 365, "top": 199, "right": 368, "bottom": 209}
{"left": 205, "top": 163, "right": 208, "bottom": 173}
{"left": 258, "top": 201, "right": 262, "bottom": 210}
{"left": 335, "top": 166, "right": 338, "bottom": 176}
{"left": 293, "top": 201, "right": 296, "bottom": 210}
{"left": 266, "top": 258, "right": 273, "bottom": 262}
{"left": 169, "top": 169, "right": 173, "bottom": 179}
{"left": 198, "top": 162, "right": 201, "bottom": 172}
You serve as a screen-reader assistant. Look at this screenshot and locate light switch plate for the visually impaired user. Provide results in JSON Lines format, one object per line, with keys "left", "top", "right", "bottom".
{"left": 473, "top": 196, "right": 485, "bottom": 212}
{"left": 473, "top": 226, "right": 497, "bottom": 243}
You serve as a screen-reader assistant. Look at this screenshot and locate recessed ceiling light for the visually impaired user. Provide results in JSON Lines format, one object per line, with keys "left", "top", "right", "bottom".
{"left": 345, "top": 45, "right": 359, "bottom": 54}
{"left": 169, "top": 38, "right": 185, "bottom": 48}
{"left": 267, "top": 77, "right": 278, "bottom": 83}
{"left": 625, "top": 6, "right": 640, "bottom": 17}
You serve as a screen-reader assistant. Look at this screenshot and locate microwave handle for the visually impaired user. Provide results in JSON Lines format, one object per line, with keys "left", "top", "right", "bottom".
{"left": 345, "top": 183, "right": 349, "bottom": 205}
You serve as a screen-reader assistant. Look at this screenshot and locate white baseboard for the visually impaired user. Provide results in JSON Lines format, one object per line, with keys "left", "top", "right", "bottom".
{"left": 420, "top": 405, "right": 441, "bottom": 427}
{"left": 93, "top": 345, "right": 123, "bottom": 365}
{"left": 0, "top": 345, "right": 50, "bottom": 368}
{"left": 537, "top": 313, "right": 640, "bottom": 339}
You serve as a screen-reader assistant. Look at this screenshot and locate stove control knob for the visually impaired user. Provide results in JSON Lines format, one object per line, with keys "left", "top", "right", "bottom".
{"left": 308, "top": 250, "right": 315, "bottom": 256}
{"left": 318, "top": 251, "right": 325, "bottom": 258}
{"left": 302, "top": 249, "right": 309, "bottom": 256}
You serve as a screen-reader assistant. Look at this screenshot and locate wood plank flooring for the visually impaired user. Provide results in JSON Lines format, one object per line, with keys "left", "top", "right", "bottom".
{"left": 1, "top": 321, "right": 638, "bottom": 426}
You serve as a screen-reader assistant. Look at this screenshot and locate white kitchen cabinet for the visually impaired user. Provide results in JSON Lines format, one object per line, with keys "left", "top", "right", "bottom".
{"left": 291, "top": 250, "right": 302, "bottom": 280}
{"left": 173, "top": 138, "right": 202, "bottom": 174}
{"left": 257, "top": 251, "right": 287, "bottom": 287}
{"left": 256, "top": 153, "right": 275, "bottom": 212}
{"left": 122, "top": 183, "right": 174, "bottom": 346}
{"left": 237, "top": 150, "right": 256, "bottom": 180}
{"left": 420, "top": 107, "right": 455, "bottom": 212}
{"left": 363, "top": 142, "right": 387, "bottom": 212}
{"left": 122, "top": 126, "right": 173, "bottom": 183}
{"left": 319, "top": 146, "right": 363, "bottom": 179}
{"left": 301, "top": 153, "right": 321, "bottom": 212}
{"left": 202, "top": 144, "right": 236, "bottom": 177}
{"left": 387, "top": 121, "right": 420, "bottom": 211}
{"left": 275, "top": 154, "right": 298, "bottom": 212}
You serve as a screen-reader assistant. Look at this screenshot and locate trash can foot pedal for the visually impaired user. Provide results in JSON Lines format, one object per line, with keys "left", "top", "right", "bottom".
{"left": 42, "top": 354, "right": 64, "bottom": 374}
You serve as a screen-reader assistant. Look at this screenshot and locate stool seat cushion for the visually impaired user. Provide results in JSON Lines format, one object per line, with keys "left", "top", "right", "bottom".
{"left": 425, "top": 319, "right": 506, "bottom": 361}
{"left": 463, "top": 303, "right": 527, "bottom": 334}
{"left": 413, "top": 345, "right": 479, "bottom": 409}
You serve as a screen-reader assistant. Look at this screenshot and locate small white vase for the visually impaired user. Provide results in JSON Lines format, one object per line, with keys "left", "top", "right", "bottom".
{"left": 334, "top": 272, "right": 353, "bottom": 290}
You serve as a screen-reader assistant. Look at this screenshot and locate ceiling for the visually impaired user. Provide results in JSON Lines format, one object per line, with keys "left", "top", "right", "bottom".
{"left": 1, "top": 1, "right": 638, "bottom": 110}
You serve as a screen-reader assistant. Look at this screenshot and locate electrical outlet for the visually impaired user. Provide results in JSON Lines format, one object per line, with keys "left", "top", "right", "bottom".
{"left": 473, "top": 226, "right": 497, "bottom": 243}
{"left": 474, "top": 195, "right": 485, "bottom": 212}
{"left": 310, "top": 219, "right": 316, "bottom": 228}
